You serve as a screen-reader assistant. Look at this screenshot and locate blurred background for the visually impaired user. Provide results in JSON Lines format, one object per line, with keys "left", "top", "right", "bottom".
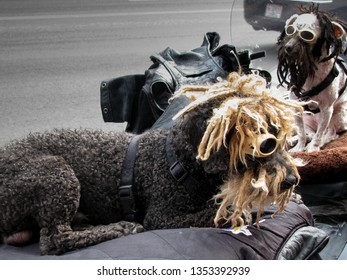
{"left": 0, "top": 0, "right": 315, "bottom": 145}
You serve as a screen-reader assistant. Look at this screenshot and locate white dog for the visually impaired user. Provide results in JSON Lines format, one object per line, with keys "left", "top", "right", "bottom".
{"left": 277, "top": 5, "right": 347, "bottom": 152}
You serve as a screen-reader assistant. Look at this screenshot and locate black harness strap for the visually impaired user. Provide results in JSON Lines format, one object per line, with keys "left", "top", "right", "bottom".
{"left": 165, "top": 135, "right": 211, "bottom": 204}
{"left": 119, "top": 133, "right": 212, "bottom": 219}
{"left": 295, "top": 56, "right": 347, "bottom": 114}
{"left": 294, "top": 63, "right": 339, "bottom": 101}
{"left": 119, "top": 134, "right": 142, "bottom": 221}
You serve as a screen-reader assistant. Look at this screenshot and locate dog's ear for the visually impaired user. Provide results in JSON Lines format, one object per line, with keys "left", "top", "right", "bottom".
{"left": 278, "top": 14, "right": 297, "bottom": 43}
{"left": 285, "top": 14, "right": 298, "bottom": 27}
{"left": 332, "top": 21, "right": 345, "bottom": 39}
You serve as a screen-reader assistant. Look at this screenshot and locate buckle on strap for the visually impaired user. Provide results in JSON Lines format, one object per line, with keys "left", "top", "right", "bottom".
{"left": 118, "top": 135, "right": 142, "bottom": 221}
{"left": 119, "top": 185, "right": 136, "bottom": 219}
{"left": 169, "top": 161, "right": 189, "bottom": 182}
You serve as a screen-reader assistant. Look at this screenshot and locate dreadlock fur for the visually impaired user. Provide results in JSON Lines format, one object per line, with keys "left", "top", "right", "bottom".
{"left": 277, "top": 4, "right": 347, "bottom": 91}
{"left": 277, "top": 4, "right": 347, "bottom": 152}
{"left": 174, "top": 72, "right": 303, "bottom": 227}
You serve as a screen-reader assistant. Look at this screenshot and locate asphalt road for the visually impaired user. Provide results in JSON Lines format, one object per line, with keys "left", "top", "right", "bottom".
{"left": 0, "top": 0, "right": 279, "bottom": 146}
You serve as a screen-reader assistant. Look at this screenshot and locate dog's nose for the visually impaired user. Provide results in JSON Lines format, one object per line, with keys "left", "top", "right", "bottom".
{"left": 280, "top": 174, "right": 298, "bottom": 191}
{"left": 284, "top": 39, "right": 297, "bottom": 54}
{"left": 285, "top": 44, "right": 294, "bottom": 54}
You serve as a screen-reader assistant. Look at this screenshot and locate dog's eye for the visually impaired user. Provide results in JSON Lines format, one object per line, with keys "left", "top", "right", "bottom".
{"left": 285, "top": 25, "right": 296, "bottom": 35}
{"left": 259, "top": 138, "right": 277, "bottom": 155}
{"left": 300, "top": 30, "right": 315, "bottom": 41}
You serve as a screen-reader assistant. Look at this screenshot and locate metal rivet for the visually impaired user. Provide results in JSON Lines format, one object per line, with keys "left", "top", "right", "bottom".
{"left": 103, "top": 107, "right": 108, "bottom": 114}
{"left": 101, "top": 82, "right": 107, "bottom": 88}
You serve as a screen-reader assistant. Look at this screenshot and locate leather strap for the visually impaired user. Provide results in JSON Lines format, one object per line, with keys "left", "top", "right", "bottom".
{"left": 165, "top": 135, "right": 211, "bottom": 204}
{"left": 295, "top": 56, "right": 347, "bottom": 114}
{"left": 119, "top": 134, "right": 142, "bottom": 220}
{"left": 294, "top": 63, "right": 339, "bottom": 101}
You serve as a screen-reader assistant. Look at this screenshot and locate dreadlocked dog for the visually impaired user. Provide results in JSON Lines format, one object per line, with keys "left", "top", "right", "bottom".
{"left": 174, "top": 73, "right": 303, "bottom": 226}
{"left": 277, "top": 5, "right": 347, "bottom": 152}
{"left": 0, "top": 73, "right": 302, "bottom": 255}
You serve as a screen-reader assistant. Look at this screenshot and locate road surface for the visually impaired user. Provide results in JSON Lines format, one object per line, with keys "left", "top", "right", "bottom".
{"left": 0, "top": 0, "right": 279, "bottom": 146}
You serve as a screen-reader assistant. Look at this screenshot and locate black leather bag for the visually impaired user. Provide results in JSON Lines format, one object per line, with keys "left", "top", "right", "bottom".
{"left": 100, "top": 32, "right": 267, "bottom": 134}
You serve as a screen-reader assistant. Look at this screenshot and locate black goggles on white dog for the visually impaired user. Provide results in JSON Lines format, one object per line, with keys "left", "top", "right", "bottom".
{"left": 244, "top": 134, "right": 281, "bottom": 158}
{"left": 285, "top": 25, "right": 317, "bottom": 42}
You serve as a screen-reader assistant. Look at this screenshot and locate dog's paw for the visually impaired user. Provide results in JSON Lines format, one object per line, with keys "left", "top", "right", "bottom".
{"left": 117, "top": 221, "right": 145, "bottom": 234}
{"left": 289, "top": 145, "right": 305, "bottom": 153}
{"left": 289, "top": 141, "right": 306, "bottom": 153}
{"left": 128, "top": 222, "right": 145, "bottom": 234}
{"left": 305, "top": 142, "right": 320, "bottom": 152}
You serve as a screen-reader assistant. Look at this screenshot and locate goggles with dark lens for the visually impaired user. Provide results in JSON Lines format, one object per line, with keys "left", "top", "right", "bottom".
{"left": 244, "top": 134, "right": 281, "bottom": 158}
{"left": 285, "top": 25, "right": 317, "bottom": 42}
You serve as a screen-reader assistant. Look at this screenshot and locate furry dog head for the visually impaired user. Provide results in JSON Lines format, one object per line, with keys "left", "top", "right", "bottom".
{"left": 173, "top": 73, "right": 303, "bottom": 227}
{"left": 277, "top": 4, "right": 347, "bottom": 91}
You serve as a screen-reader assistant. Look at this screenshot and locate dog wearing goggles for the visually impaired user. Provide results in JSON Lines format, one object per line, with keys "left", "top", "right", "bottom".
{"left": 173, "top": 72, "right": 303, "bottom": 227}
{"left": 277, "top": 5, "right": 347, "bottom": 152}
{"left": 0, "top": 72, "right": 302, "bottom": 255}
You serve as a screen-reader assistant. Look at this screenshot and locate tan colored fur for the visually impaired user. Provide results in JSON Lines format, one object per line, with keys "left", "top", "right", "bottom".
{"left": 174, "top": 72, "right": 304, "bottom": 227}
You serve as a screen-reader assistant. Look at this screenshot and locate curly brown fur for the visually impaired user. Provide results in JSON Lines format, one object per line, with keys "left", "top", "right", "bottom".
{"left": 0, "top": 73, "right": 302, "bottom": 255}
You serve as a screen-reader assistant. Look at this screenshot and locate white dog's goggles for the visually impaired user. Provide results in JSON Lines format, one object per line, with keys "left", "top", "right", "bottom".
{"left": 244, "top": 134, "right": 281, "bottom": 158}
{"left": 285, "top": 24, "right": 317, "bottom": 42}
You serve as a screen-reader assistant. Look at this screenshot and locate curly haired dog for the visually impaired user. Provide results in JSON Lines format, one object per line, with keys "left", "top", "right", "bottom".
{"left": 0, "top": 73, "right": 302, "bottom": 255}
{"left": 277, "top": 5, "right": 347, "bottom": 152}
